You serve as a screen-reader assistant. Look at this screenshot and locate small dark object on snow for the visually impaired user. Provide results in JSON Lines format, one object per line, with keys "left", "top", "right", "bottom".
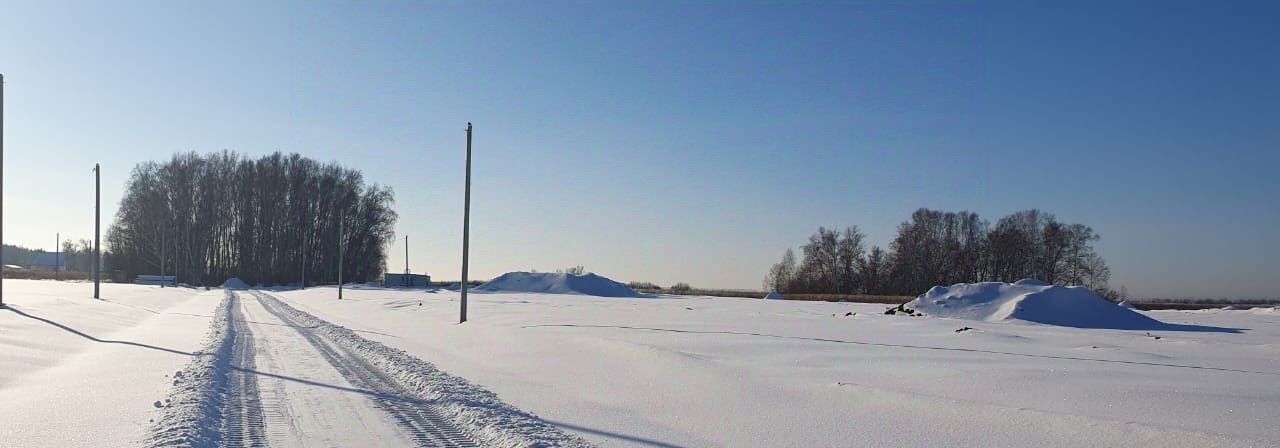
{"left": 955, "top": 327, "right": 973, "bottom": 333}
{"left": 686, "top": 307, "right": 693, "bottom": 310}
{"left": 845, "top": 312, "right": 855, "bottom": 317}
{"left": 885, "top": 303, "right": 919, "bottom": 316}
{"left": 1145, "top": 332, "right": 1161, "bottom": 340}
{"left": 419, "top": 302, "right": 423, "bottom": 306}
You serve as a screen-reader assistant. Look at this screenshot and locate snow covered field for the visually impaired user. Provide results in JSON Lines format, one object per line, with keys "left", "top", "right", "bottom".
{"left": 2, "top": 278, "right": 1277, "bottom": 447}
{"left": 0, "top": 280, "right": 218, "bottom": 446}
{"left": 275, "top": 285, "right": 1279, "bottom": 447}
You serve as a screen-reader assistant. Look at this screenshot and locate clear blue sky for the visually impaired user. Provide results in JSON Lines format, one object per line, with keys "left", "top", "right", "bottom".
{"left": 2, "top": 1, "right": 1277, "bottom": 298}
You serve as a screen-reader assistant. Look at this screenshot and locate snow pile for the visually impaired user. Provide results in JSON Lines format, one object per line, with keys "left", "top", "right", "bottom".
{"left": 908, "top": 279, "right": 1168, "bottom": 329}
{"left": 221, "top": 277, "right": 249, "bottom": 290}
{"left": 146, "top": 292, "right": 235, "bottom": 447}
{"left": 474, "top": 272, "right": 642, "bottom": 297}
{"left": 764, "top": 291, "right": 784, "bottom": 300}
{"left": 1250, "top": 306, "right": 1278, "bottom": 315}
{"left": 1117, "top": 300, "right": 1135, "bottom": 309}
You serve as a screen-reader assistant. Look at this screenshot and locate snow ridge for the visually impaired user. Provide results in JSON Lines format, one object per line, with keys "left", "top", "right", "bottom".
{"left": 252, "top": 291, "right": 594, "bottom": 448}
{"left": 144, "top": 291, "right": 235, "bottom": 447}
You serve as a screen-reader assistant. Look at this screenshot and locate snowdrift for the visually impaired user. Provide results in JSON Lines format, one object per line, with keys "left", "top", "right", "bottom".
{"left": 908, "top": 279, "right": 1170, "bottom": 330}
{"left": 474, "top": 272, "right": 643, "bottom": 297}
{"left": 221, "top": 277, "right": 249, "bottom": 290}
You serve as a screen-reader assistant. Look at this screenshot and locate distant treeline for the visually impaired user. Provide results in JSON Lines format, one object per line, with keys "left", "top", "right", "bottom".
{"left": 1, "top": 244, "right": 39, "bottom": 267}
{"left": 765, "top": 209, "right": 1115, "bottom": 298}
{"left": 106, "top": 152, "right": 397, "bottom": 286}
{"left": 2, "top": 241, "right": 96, "bottom": 272}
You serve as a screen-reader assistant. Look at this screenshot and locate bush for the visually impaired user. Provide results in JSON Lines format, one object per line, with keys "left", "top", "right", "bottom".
{"left": 628, "top": 281, "right": 661, "bottom": 291}
{"left": 669, "top": 282, "right": 693, "bottom": 294}
{"left": 557, "top": 266, "right": 586, "bottom": 275}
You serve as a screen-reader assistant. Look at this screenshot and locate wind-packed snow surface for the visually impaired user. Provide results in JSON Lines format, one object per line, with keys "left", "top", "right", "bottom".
{"left": 4, "top": 279, "right": 1278, "bottom": 447}
{"left": 474, "top": 272, "right": 642, "bottom": 297}
{"left": 909, "top": 279, "right": 1171, "bottom": 329}
{"left": 0, "top": 280, "right": 218, "bottom": 446}
{"left": 271, "top": 286, "right": 1277, "bottom": 447}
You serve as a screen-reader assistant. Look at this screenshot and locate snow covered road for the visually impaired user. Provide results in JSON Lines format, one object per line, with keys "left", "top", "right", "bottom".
{"left": 239, "top": 291, "right": 476, "bottom": 447}
{"left": 146, "top": 289, "right": 588, "bottom": 447}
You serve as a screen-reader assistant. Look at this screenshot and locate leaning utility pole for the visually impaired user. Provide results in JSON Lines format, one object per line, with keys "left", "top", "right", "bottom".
{"left": 460, "top": 122, "right": 472, "bottom": 323}
{"left": 1, "top": 74, "right": 5, "bottom": 307}
{"left": 94, "top": 163, "right": 100, "bottom": 299}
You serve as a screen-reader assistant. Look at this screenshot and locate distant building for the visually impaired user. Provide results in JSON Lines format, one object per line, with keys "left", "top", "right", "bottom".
{"left": 383, "top": 273, "right": 431, "bottom": 287}
{"left": 28, "top": 252, "right": 66, "bottom": 271}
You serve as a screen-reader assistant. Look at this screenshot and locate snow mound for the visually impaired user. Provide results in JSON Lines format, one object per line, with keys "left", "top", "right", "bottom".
{"left": 764, "top": 291, "right": 783, "bottom": 300}
{"left": 908, "top": 280, "right": 1167, "bottom": 329}
{"left": 221, "top": 277, "right": 249, "bottom": 290}
{"left": 475, "top": 272, "right": 642, "bottom": 297}
{"left": 1117, "top": 300, "right": 1135, "bottom": 309}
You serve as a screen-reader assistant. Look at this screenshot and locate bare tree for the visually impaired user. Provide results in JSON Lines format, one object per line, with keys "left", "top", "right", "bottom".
{"left": 763, "top": 248, "right": 796, "bottom": 292}
{"left": 771, "top": 208, "right": 1111, "bottom": 297}
{"left": 106, "top": 151, "right": 397, "bottom": 286}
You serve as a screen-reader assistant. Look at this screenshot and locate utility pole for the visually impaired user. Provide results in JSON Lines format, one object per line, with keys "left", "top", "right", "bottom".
{"left": 403, "top": 235, "right": 409, "bottom": 286}
{"left": 301, "top": 208, "right": 307, "bottom": 290}
{"left": 338, "top": 219, "right": 344, "bottom": 300}
{"left": 0, "top": 74, "right": 5, "bottom": 307}
{"left": 460, "top": 122, "right": 472, "bottom": 323}
{"left": 55, "top": 232, "right": 59, "bottom": 280}
{"left": 160, "top": 231, "right": 165, "bottom": 288}
{"left": 94, "top": 163, "right": 100, "bottom": 298}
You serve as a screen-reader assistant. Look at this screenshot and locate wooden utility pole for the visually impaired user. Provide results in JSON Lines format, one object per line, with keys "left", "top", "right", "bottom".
{"left": 55, "top": 232, "right": 59, "bottom": 280}
{"left": 460, "top": 122, "right": 472, "bottom": 323}
{"left": 338, "top": 219, "right": 344, "bottom": 300}
{"left": 1, "top": 74, "right": 5, "bottom": 307}
{"left": 301, "top": 208, "right": 307, "bottom": 290}
{"left": 94, "top": 163, "right": 100, "bottom": 298}
{"left": 160, "top": 231, "right": 165, "bottom": 288}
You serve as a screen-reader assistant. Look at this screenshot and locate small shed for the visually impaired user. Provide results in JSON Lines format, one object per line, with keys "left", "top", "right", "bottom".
{"left": 383, "top": 273, "right": 431, "bottom": 288}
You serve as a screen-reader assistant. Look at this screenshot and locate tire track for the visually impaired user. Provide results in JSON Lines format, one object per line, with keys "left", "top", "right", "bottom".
{"left": 222, "top": 291, "right": 268, "bottom": 447}
{"left": 249, "top": 291, "right": 478, "bottom": 448}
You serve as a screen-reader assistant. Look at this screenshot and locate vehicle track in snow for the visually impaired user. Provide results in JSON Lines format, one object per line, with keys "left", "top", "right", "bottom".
{"left": 248, "top": 291, "right": 478, "bottom": 448}
{"left": 223, "top": 292, "right": 269, "bottom": 447}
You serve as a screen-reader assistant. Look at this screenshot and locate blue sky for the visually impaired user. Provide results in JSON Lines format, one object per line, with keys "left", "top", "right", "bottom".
{"left": 1, "top": 1, "right": 1277, "bottom": 297}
